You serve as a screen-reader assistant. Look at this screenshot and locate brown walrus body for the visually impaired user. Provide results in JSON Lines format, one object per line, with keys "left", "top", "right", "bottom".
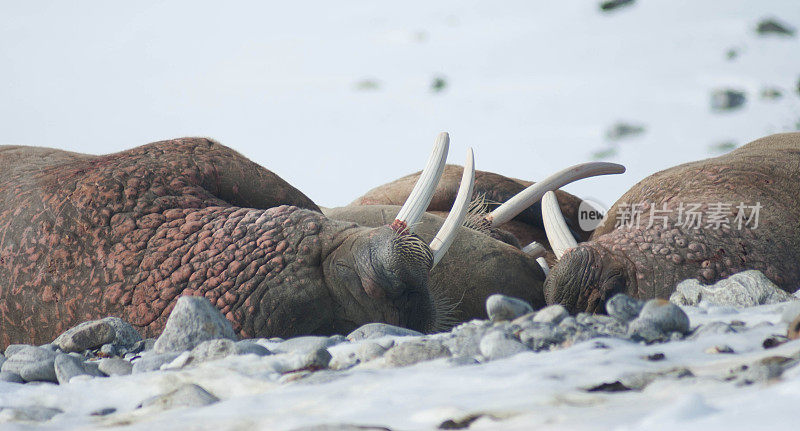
{"left": 545, "top": 132, "right": 800, "bottom": 313}
{"left": 0, "top": 138, "right": 444, "bottom": 346}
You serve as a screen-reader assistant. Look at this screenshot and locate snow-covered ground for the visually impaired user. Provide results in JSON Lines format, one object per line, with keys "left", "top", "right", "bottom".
{"left": 1, "top": 0, "right": 799, "bottom": 208}
{"left": 0, "top": 300, "right": 799, "bottom": 430}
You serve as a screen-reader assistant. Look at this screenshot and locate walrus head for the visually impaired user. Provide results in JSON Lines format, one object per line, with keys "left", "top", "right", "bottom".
{"left": 320, "top": 133, "right": 475, "bottom": 333}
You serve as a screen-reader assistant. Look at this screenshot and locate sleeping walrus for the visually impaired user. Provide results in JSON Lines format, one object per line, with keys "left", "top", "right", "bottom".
{"left": 543, "top": 132, "right": 800, "bottom": 313}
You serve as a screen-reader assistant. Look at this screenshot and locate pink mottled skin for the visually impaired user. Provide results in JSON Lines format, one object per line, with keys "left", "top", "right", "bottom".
{"left": 0, "top": 138, "right": 434, "bottom": 347}
{"left": 545, "top": 133, "right": 800, "bottom": 313}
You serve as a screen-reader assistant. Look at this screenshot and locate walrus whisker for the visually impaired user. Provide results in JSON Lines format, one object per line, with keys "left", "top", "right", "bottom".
{"left": 392, "top": 132, "right": 449, "bottom": 234}
{"left": 430, "top": 148, "right": 475, "bottom": 267}
{"left": 542, "top": 191, "right": 578, "bottom": 259}
{"left": 486, "top": 162, "right": 625, "bottom": 227}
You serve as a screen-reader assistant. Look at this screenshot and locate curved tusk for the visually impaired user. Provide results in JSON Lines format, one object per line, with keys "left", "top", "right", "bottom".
{"left": 392, "top": 132, "right": 449, "bottom": 234}
{"left": 487, "top": 162, "right": 625, "bottom": 227}
{"left": 542, "top": 191, "right": 578, "bottom": 259}
{"left": 536, "top": 257, "right": 550, "bottom": 276}
{"left": 430, "top": 148, "right": 475, "bottom": 268}
{"left": 522, "top": 241, "right": 547, "bottom": 259}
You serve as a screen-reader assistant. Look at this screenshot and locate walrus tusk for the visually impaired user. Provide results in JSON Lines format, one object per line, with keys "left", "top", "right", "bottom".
{"left": 522, "top": 241, "right": 547, "bottom": 259}
{"left": 486, "top": 162, "right": 625, "bottom": 227}
{"left": 542, "top": 191, "right": 578, "bottom": 259}
{"left": 537, "top": 257, "right": 550, "bottom": 276}
{"left": 430, "top": 148, "right": 475, "bottom": 267}
{"left": 393, "top": 132, "right": 449, "bottom": 233}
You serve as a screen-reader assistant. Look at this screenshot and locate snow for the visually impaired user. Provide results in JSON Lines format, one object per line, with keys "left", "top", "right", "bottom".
{"left": 0, "top": 303, "right": 798, "bottom": 430}
{"left": 1, "top": 1, "right": 799, "bottom": 209}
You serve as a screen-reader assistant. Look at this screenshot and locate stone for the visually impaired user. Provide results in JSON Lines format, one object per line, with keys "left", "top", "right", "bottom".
{"left": 357, "top": 341, "right": 391, "bottom": 362}
{"left": 637, "top": 299, "right": 690, "bottom": 334}
{"left": 278, "top": 347, "right": 332, "bottom": 373}
{"left": 346, "top": 323, "right": 423, "bottom": 341}
{"left": 671, "top": 270, "right": 796, "bottom": 307}
{"left": 4, "top": 344, "right": 29, "bottom": 357}
{"left": 139, "top": 383, "right": 219, "bottom": 410}
{"left": 0, "top": 353, "right": 4, "bottom": 370}
{"left": 533, "top": 304, "right": 569, "bottom": 325}
{"left": 53, "top": 320, "right": 116, "bottom": 353}
{"left": 1, "top": 345, "right": 56, "bottom": 374}
{"left": 606, "top": 293, "right": 644, "bottom": 322}
{"left": 518, "top": 323, "right": 568, "bottom": 351}
{"left": 101, "top": 317, "right": 143, "bottom": 348}
{"left": 54, "top": 353, "right": 101, "bottom": 384}
{"left": 485, "top": 294, "right": 533, "bottom": 322}
{"left": 130, "top": 338, "right": 156, "bottom": 354}
{"left": 0, "top": 406, "right": 62, "bottom": 422}
{"left": 98, "top": 357, "right": 133, "bottom": 376}
{"left": 131, "top": 351, "right": 181, "bottom": 374}
{"left": 19, "top": 358, "right": 58, "bottom": 383}
{"left": 153, "top": 296, "right": 237, "bottom": 353}
{"left": 789, "top": 315, "right": 800, "bottom": 340}
{"left": 479, "top": 331, "right": 530, "bottom": 360}
{"left": 627, "top": 318, "right": 668, "bottom": 344}
{"left": 99, "top": 344, "right": 118, "bottom": 357}
{"left": 234, "top": 340, "right": 272, "bottom": 357}
{"left": 188, "top": 339, "right": 238, "bottom": 363}
{"left": 599, "top": 0, "right": 635, "bottom": 13}
{"left": 273, "top": 336, "right": 344, "bottom": 355}
{"left": 710, "top": 89, "right": 746, "bottom": 111}
{"left": 384, "top": 340, "right": 451, "bottom": 367}
{"left": 442, "top": 323, "right": 490, "bottom": 357}
{"left": 705, "top": 345, "right": 735, "bottom": 354}
{"left": 756, "top": 18, "right": 796, "bottom": 37}
{"left": 0, "top": 371, "right": 24, "bottom": 383}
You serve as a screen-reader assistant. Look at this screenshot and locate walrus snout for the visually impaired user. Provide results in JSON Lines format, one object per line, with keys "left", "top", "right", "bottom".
{"left": 544, "top": 244, "right": 628, "bottom": 313}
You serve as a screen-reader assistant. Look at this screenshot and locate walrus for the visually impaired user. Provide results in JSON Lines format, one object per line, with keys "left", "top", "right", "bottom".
{"left": 543, "top": 132, "right": 800, "bottom": 313}
{"left": 326, "top": 163, "right": 626, "bottom": 321}
{"left": 0, "top": 133, "right": 475, "bottom": 347}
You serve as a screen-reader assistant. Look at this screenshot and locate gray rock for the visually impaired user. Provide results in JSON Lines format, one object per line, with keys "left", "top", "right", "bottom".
{"left": 19, "top": 358, "right": 58, "bottom": 383}
{"left": 710, "top": 88, "right": 746, "bottom": 111}
{"left": 273, "top": 336, "right": 344, "bottom": 355}
{"left": 479, "top": 331, "right": 530, "bottom": 360}
{"left": 101, "top": 317, "right": 143, "bottom": 348}
{"left": 606, "top": 293, "right": 644, "bottom": 322}
{"left": 0, "top": 406, "right": 62, "bottom": 422}
{"left": 234, "top": 340, "right": 272, "bottom": 356}
{"left": 139, "top": 383, "right": 219, "bottom": 410}
{"left": 637, "top": 299, "right": 690, "bottom": 334}
{"left": 2, "top": 346, "right": 56, "bottom": 375}
{"left": 188, "top": 338, "right": 238, "bottom": 364}
{"left": 346, "top": 323, "right": 423, "bottom": 341}
{"left": 98, "top": 357, "right": 133, "bottom": 376}
{"left": 153, "top": 296, "right": 237, "bottom": 353}
{"left": 485, "top": 294, "right": 533, "bottom": 322}
{"left": 443, "top": 324, "right": 488, "bottom": 358}
{"left": 54, "top": 353, "right": 101, "bottom": 384}
{"left": 628, "top": 318, "right": 669, "bottom": 343}
{"left": 384, "top": 340, "right": 451, "bottom": 367}
{"left": 357, "top": 341, "right": 391, "bottom": 362}
{"left": 533, "top": 304, "right": 569, "bottom": 325}
{"left": 99, "top": 344, "right": 118, "bottom": 357}
{"left": 518, "top": 323, "right": 568, "bottom": 351}
{"left": 671, "top": 270, "right": 796, "bottom": 307}
{"left": 4, "top": 344, "right": 30, "bottom": 357}
{"left": 130, "top": 338, "right": 156, "bottom": 354}
{"left": 0, "top": 371, "right": 24, "bottom": 383}
{"left": 0, "top": 353, "right": 4, "bottom": 370}
{"left": 756, "top": 18, "right": 796, "bottom": 37}
{"left": 283, "top": 347, "right": 332, "bottom": 372}
{"left": 54, "top": 320, "right": 116, "bottom": 353}
{"left": 131, "top": 351, "right": 181, "bottom": 374}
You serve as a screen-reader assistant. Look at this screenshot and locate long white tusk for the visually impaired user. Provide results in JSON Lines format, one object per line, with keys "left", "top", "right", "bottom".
{"left": 536, "top": 257, "right": 550, "bottom": 276}
{"left": 542, "top": 191, "right": 577, "bottom": 259}
{"left": 392, "top": 132, "right": 449, "bottom": 234}
{"left": 430, "top": 148, "right": 475, "bottom": 268}
{"left": 487, "top": 162, "right": 625, "bottom": 227}
{"left": 522, "top": 241, "right": 547, "bottom": 259}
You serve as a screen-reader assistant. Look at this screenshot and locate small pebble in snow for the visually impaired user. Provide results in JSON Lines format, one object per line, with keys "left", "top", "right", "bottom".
{"left": 606, "top": 293, "right": 644, "bottom": 322}
{"left": 98, "top": 357, "right": 133, "bottom": 376}
{"left": 90, "top": 407, "right": 117, "bottom": 416}
{"left": 139, "top": 383, "right": 219, "bottom": 410}
{"left": 788, "top": 315, "right": 800, "bottom": 340}
{"left": 644, "top": 352, "right": 665, "bottom": 361}
{"left": 273, "top": 336, "right": 344, "bottom": 355}
{"left": 131, "top": 352, "right": 181, "bottom": 374}
{"left": 485, "top": 294, "right": 533, "bottom": 322}
{"left": 705, "top": 345, "right": 735, "bottom": 354}
{"left": 357, "top": 341, "right": 391, "bottom": 362}
{"left": 19, "top": 358, "right": 58, "bottom": 383}
{"left": 153, "top": 296, "right": 237, "bottom": 353}
{"left": 763, "top": 336, "right": 789, "bottom": 349}
{"left": 346, "top": 323, "right": 423, "bottom": 341}
{"left": 54, "top": 353, "right": 101, "bottom": 384}
{"left": 634, "top": 299, "right": 690, "bottom": 334}
{"left": 384, "top": 340, "right": 451, "bottom": 367}
{"left": 479, "top": 330, "right": 530, "bottom": 360}
{"left": 234, "top": 340, "right": 272, "bottom": 357}
{"left": 532, "top": 304, "right": 568, "bottom": 325}
{"left": 0, "top": 371, "right": 24, "bottom": 383}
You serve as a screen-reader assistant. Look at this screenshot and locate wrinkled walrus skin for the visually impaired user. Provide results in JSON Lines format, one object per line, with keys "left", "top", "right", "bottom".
{"left": 545, "top": 132, "right": 800, "bottom": 313}
{"left": 0, "top": 138, "right": 437, "bottom": 347}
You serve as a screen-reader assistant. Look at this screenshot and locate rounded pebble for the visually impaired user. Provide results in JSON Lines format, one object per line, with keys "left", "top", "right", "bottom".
{"left": 153, "top": 296, "right": 237, "bottom": 354}
{"left": 485, "top": 294, "right": 534, "bottom": 322}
